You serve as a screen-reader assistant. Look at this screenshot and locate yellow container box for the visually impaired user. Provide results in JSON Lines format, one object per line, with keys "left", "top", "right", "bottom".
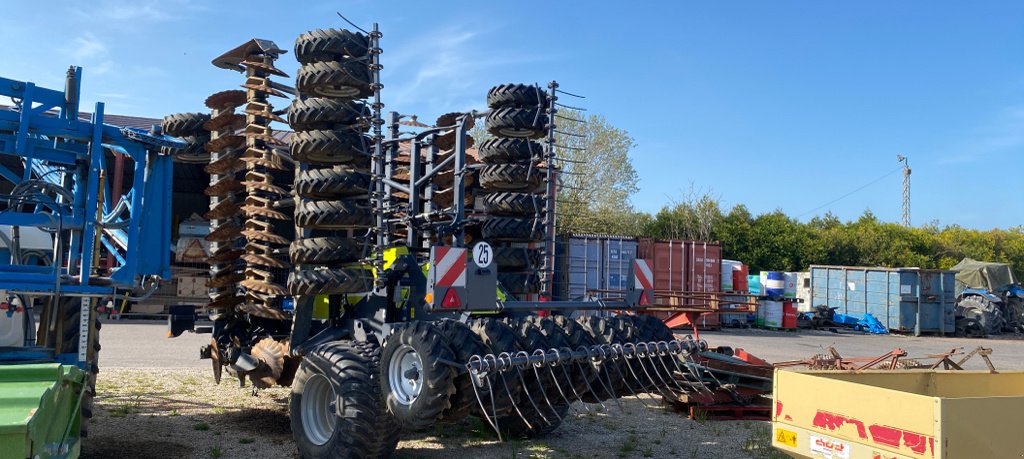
{"left": 772, "top": 369, "right": 1024, "bottom": 458}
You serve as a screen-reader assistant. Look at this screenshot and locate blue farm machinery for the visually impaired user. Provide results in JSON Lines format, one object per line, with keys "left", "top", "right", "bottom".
{"left": 0, "top": 68, "right": 182, "bottom": 457}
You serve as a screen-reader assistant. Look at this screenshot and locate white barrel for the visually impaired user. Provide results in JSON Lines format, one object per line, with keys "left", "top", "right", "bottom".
{"left": 762, "top": 300, "right": 783, "bottom": 328}
{"left": 721, "top": 260, "right": 741, "bottom": 291}
{"left": 763, "top": 271, "right": 785, "bottom": 298}
{"left": 783, "top": 272, "right": 799, "bottom": 298}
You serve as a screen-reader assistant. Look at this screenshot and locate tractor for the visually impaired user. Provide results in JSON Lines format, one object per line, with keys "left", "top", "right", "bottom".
{"left": 166, "top": 23, "right": 721, "bottom": 458}
{"left": 952, "top": 257, "right": 1024, "bottom": 335}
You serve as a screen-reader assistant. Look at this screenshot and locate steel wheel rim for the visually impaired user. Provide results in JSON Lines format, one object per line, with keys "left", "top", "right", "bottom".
{"left": 301, "top": 373, "right": 336, "bottom": 446}
{"left": 388, "top": 344, "right": 423, "bottom": 406}
{"left": 316, "top": 85, "right": 360, "bottom": 98}
{"left": 498, "top": 127, "right": 537, "bottom": 138}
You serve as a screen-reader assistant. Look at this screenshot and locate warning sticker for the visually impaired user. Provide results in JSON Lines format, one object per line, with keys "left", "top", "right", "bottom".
{"left": 775, "top": 428, "right": 797, "bottom": 447}
{"left": 809, "top": 435, "right": 850, "bottom": 459}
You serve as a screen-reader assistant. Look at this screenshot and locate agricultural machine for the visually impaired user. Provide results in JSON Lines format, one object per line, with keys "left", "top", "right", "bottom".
{"left": 952, "top": 258, "right": 1024, "bottom": 335}
{"left": 0, "top": 68, "right": 181, "bottom": 457}
{"left": 156, "top": 22, "right": 746, "bottom": 459}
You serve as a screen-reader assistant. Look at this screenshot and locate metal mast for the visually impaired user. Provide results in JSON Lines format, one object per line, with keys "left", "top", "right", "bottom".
{"left": 898, "top": 155, "right": 910, "bottom": 227}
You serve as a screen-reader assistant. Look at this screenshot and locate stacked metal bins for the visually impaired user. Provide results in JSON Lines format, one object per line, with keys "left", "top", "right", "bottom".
{"left": 553, "top": 234, "right": 638, "bottom": 302}
{"left": 720, "top": 260, "right": 750, "bottom": 327}
{"left": 810, "top": 265, "right": 956, "bottom": 335}
{"left": 637, "top": 239, "right": 722, "bottom": 328}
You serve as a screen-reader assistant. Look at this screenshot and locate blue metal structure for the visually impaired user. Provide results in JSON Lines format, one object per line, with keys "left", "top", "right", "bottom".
{"left": 0, "top": 66, "right": 182, "bottom": 368}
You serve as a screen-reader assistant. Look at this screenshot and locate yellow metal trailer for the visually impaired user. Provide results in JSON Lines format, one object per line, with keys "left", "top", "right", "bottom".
{"left": 772, "top": 369, "right": 1024, "bottom": 458}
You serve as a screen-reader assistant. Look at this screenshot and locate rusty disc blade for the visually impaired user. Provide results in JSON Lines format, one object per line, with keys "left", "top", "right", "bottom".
{"left": 242, "top": 59, "right": 290, "bottom": 78}
{"left": 210, "top": 338, "right": 223, "bottom": 384}
{"left": 205, "top": 178, "right": 243, "bottom": 197}
{"left": 435, "top": 112, "right": 476, "bottom": 130}
{"left": 205, "top": 199, "right": 241, "bottom": 220}
{"left": 207, "top": 272, "right": 245, "bottom": 288}
{"left": 248, "top": 337, "right": 287, "bottom": 388}
{"left": 205, "top": 222, "right": 241, "bottom": 241}
{"left": 241, "top": 79, "right": 288, "bottom": 98}
{"left": 399, "top": 115, "right": 429, "bottom": 128}
{"left": 204, "top": 112, "right": 246, "bottom": 132}
{"left": 205, "top": 90, "right": 246, "bottom": 110}
{"left": 245, "top": 106, "right": 287, "bottom": 123}
{"left": 241, "top": 229, "right": 289, "bottom": 245}
{"left": 205, "top": 153, "right": 243, "bottom": 174}
{"left": 241, "top": 156, "right": 289, "bottom": 171}
{"left": 206, "top": 135, "right": 245, "bottom": 153}
{"left": 242, "top": 181, "right": 289, "bottom": 196}
{"left": 207, "top": 294, "right": 244, "bottom": 309}
{"left": 241, "top": 253, "right": 289, "bottom": 269}
{"left": 242, "top": 205, "right": 289, "bottom": 221}
{"left": 239, "top": 301, "right": 288, "bottom": 321}
{"left": 240, "top": 278, "right": 288, "bottom": 296}
{"left": 207, "top": 249, "right": 244, "bottom": 264}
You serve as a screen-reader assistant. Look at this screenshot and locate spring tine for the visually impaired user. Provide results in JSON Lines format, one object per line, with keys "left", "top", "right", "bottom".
{"left": 499, "top": 352, "right": 533, "bottom": 429}
{"left": 654, "top": 342, "right": 691, "bottom": 395}
{"left": 646, "top": 342, "right": 685, "bottom": 398}
{"left": 530, "top": 350, "right": 563, "bottom": 423}
{"left": 605, "top": 345, "right": 648, "bottom": 407}
{"left": 515, "top": 351, "right": 549, "bottom": 426}
{"left": 682, "top": 357, "right": 714, "bottom": 394}
{"left": 615, "top": 344, "right": 661, "bottom": 403}
{"left": 548, "top": 349, "right": 582, "bottom": 409}
{"left": 467, "top": 355, "right": 501, "bottom": 440}
{"left": 632, "top": 342, "right": 676, "bottom": 399}
{"left": 591, "top": 346, "right": 623, "bottom": 410}
{"left": 572, "top": 346, "right": 608, "bottom": 411}
{"left": 664, "top": 343, "right": 704, "bottom": 393}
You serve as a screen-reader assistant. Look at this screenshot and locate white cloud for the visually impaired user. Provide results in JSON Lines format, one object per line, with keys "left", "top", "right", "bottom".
{"left": 940, "top": 106, "right": 1024, "bottom": 164}
{"left": 67, "top": 33, "right": 108, "bottom": 62}
{"left": 72, "top": 0, "right": 204, "bottom": 23}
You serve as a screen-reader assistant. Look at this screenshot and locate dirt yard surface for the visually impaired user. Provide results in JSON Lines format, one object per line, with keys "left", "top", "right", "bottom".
{"left": 84, "top": 321, "right": 1024, "bottom": 458}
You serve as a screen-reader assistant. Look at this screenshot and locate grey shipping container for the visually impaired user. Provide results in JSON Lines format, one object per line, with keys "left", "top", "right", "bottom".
{"left": 809, "top": 265, "right": 956, "bottom": 335}
{"left": 554, "top": 234, "right": 638, "bottom": 301}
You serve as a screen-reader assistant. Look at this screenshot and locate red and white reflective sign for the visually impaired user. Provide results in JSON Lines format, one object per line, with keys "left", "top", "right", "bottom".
{"left": 433, "top": 246, "right": 467, "bottom": 288}
{"left": 633, "top": 259, "right": 654, "bottom": 290}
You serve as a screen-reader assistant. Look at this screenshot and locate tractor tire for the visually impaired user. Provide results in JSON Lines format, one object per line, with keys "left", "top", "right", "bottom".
{"left": 956, "top": 296, "right": 1004, "bottom": 336}
{"left": 290, "top": 130, "right": 371, "bottom": 166}
{"left": 482, "top": 217, "right": 544, "bottom": 242}
{"left": 290, "top": 340, "right": 399, "bottom": 459}
{"left": 627, "top": 316, "right": 678, "bottom": 395}
{"left": 161, "top": 112, "right": 210, "bottom": 137}
{"left": 288, "top": 98, "right": 369, "bottom": 131}
{"left": 632, "top": 314, "right": 675, "bottom": 342}
{"left": 468, "top": 318, "right": 523, "bottom": 418}
{"left": 479, "top": 164, "right": 544, "bottom": 192}
{"left": 500, "top": 318, "right": 569, "bottom": 437}
{"left": 290, "top": 237, "right": 362, "bottom": 265}
{"left": 478, "top": 138, "right": 542, "bottom": 164}
{"left": 42, "top": 298, "right": 100, "bottom": 438}
{"left": 485, "top": 107, "right": 547, "bottom": 139}
{"left": 577, "top": 315, "right": 630, "bottom": 397}
{"left": 295, "top": 167, "right": 370, "bottom": 200}
{"left": 498, "top": 272, "right": 541, "bottom": 295}
{"left": 287, "top": 267, "right": 371, "bottom": 296}
{"left": 294, "top": 28, "right": 369, "bottom": 64}
{"left": 296, "top": 60, "right": 372, "bottom": 99}
{"left": 549, "top": 316, "right": 606, "bottom": 402}
{"left": 164, "top": 135, "right": 211, "bottom": 159}
{"left": 437, "top": 320, "right": 489, "bottom": 423}
{"left": 295, "top": 199, "right": 373, "bottom": 230}
{"left": 483, "top": 192, "right": 545, "bottom": 216}
{"left": 380, "top": 321, "right": 457, "bottom": 431}
{"left": 529, "top": 316, "right": 597, "bottom": 401}
{"left": 487, "top": 84, "right": 550, "bottom": 109}
{"left": 493, "top": 247, "right": 541, "bottom": 270}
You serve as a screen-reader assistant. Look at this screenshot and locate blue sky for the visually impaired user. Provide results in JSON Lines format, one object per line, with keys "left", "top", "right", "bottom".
{"left": 3, "top": 1, "right": 1023, "bottom": 229}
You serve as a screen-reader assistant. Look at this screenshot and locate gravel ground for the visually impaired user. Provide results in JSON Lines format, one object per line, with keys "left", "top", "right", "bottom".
{"left": 83, "top": 368, "right": 776, "bottom": 459}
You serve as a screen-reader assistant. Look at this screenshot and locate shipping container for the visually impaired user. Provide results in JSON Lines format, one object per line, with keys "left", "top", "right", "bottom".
{"left": 809, "top": 265, "right": 956, "bottom": 335}
{"left": 637, "top": 239, "right": 722, "bottom": 308}
{"left": 553, "top": 234, "right": 638, "bottom": 301}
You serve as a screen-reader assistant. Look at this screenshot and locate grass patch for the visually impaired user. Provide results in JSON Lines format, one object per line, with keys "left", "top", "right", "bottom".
{"left": 107, "top": 395, "right": 141, "bottom": 417}
{"left": 193, "top": 422, "right": 210, "bottom": 431}
{"left": 618, "top": 434, "right": 640, "bottom": 457}
{"left": 209, "top": 445, "right": 223, "bottom": 458}
{"left": 742, "top": 423, "right": 789, "bottom": 459}
{"left": 239, "top": 438, "right": 255, "bottom": 444}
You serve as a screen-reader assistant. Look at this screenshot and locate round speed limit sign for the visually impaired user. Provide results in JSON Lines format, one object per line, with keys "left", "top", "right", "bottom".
{"left": 472, "top": 242, "right": 493, "bottom": 268}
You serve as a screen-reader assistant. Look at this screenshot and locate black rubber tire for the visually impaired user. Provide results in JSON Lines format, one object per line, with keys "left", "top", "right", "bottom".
{"left": 483, "top": 192, "right": 545, "bottom": 216}
{"left": 957, "top": 296, "right": 1004, "bottom": 335}
{"left": 485, "top": 107, "right": 547, "bottom": 139}
{"left": 482, "top": 217, "right": 544, "bottom": 242}
{"left": 434, "top": 112, "right": 476, "bottom": 151}
{"left": 288, "top": 98, "right": 369, "bottom": 131}
{"left": 479, "top": 164, "right": 544, "bottom": 192}
{"left": 467, "top": 318, "right": 523, "bottom": 418}
{"left": 163, "top": 135, "right": 210, "bottom": 158}
{"left": 380, "top": 321, "right": 457, "bottom": 431}
{"left": 632, "top": 314, "right": 675, "bottom": 342}
{"left": 290, "top": 130, "right": 371, "bottom": 166}
{"left": 498, "top": 317, "right": 568, "bottom": 438}
{"left": 39, "top": 297, "right": 100, "bottom": 438}
{"left": 487, "top": 84, "right": 550, "bottom": 109}
{"left": 295, "top": 29, "right": 369, "bottom": 64}
{"left": 529, "top": 316, "right": 596, "bottom": 401}
{"left": 498, "top": 272, "right": 541, "bottom": 295}
{"left": 295, "top": 199, "right": 373, "bottom": 229}
{"left": 287, "top": 267, "right": 371, "bottom": 296}
{"left": 296, "top": 60, "right": 372, "bottom": 99}
{"left": 290, "top": 237, "right": 362, "bottom": 265}
{"left": 290, "top": 340, "right": 399, "bottom": 459}
{"left": 607, "top": 317, "right": 655, "bottom": 393}
{"left": 436, "top": 320, "right": 489, "bottom": 423}
{"left": 625, "top": 315, "right": 678, "bottom": 395}
{"left": 551, "top": 315, "right": 612, "bottom": 402}
{"left": 493, "top": 247, "right": 541, "bottom": 270}
{"left": 295, "top": 168, "right": 370, "bottom": 199}
{"left": 478, "top": 138, "right": 542, "bottom": 164}
{"left": 162, "top": 112, "right": 210, "bottom": 137}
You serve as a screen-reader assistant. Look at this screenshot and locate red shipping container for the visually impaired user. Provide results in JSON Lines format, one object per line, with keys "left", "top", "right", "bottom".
{"left": 782, "top": 301, "right": 798, "bottom": 329}
{"left": 732, "top": 264, "right": 749, "bottom": 292}
{"left": 637, "top": 239, "right": 722, "bottom": 308}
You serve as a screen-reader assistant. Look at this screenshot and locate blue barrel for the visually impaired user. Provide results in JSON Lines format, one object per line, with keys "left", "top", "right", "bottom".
{"left": 764, "top": 271, "right": 785, "bottom": 298}
{"left": 748, "top": 275, "right": 762, "bottom": 295}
